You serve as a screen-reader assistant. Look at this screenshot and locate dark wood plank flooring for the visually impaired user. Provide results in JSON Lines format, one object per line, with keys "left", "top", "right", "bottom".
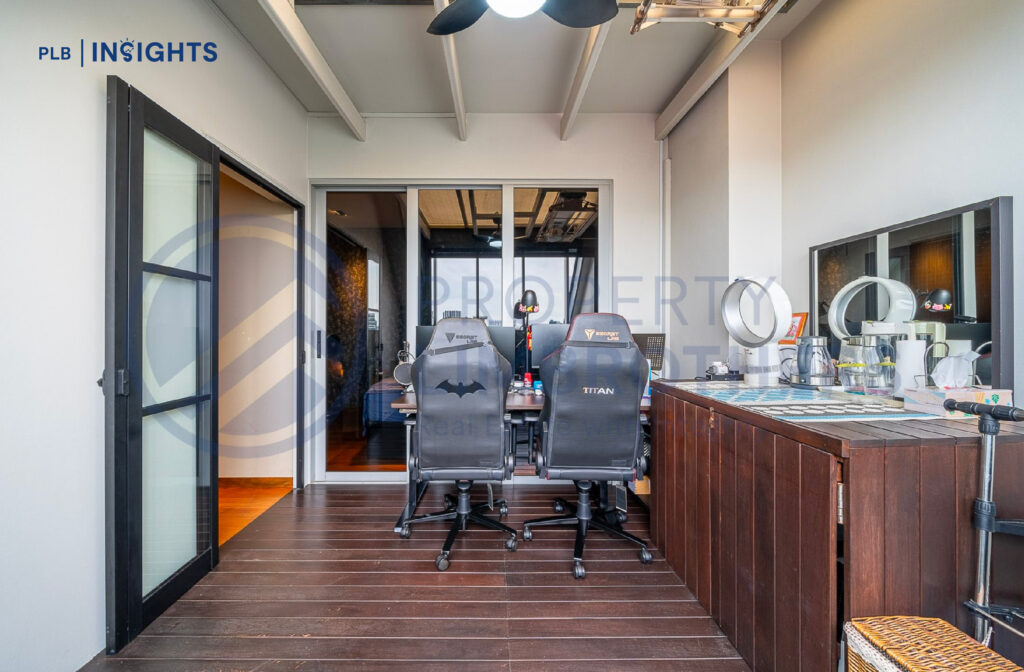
{"left": 83, "top": 484, "right": 748, "bottom": 671}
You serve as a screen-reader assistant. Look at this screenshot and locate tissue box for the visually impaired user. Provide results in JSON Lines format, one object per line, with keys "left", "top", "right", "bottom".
{"left": 902, "top": 387, "right": 1014, "bottom": 418}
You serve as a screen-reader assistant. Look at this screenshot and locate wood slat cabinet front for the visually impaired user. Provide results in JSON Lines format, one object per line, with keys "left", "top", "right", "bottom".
{"left": 651, "top": 390, "right": 839, "bottom": 671}
{"left": 651, "top": 384, "right": 1024, "bottom": 668}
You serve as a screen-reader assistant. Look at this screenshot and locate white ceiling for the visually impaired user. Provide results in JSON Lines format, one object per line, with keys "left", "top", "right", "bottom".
{"left": 582, "top": 14, "right": 716, "bottom": 113}
{"left": 290, "top": 2, "right": 731, "bottom": 115}
{"left": 453, "top": 10, "right": 584, "bottom": 113}
{"left": 296, "top": 4, "right": 456, "bottom": 113}
{"left": 218, "top": 1, "right": 822, "bottom": 119}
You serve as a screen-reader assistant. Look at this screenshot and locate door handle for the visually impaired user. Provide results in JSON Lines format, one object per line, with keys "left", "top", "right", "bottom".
{"left": 316, "top": 330, "right": 322, "bottom": 359}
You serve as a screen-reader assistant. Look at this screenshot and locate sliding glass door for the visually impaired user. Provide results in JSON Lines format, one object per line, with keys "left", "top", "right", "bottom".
{"left": 104, "top": 76, "right": 218, "bottom": 652}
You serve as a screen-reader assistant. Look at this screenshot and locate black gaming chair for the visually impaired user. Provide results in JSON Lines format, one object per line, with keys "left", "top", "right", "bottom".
{"left": 521, "top": 313, "right": 652, "bottom": 578}
{"left": 399, "top": 318, "right": 518, "bottom": 570}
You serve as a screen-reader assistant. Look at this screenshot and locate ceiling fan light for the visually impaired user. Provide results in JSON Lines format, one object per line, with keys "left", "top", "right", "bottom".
{"left": 486, "top": 0, "right": 545, "bottom": 19}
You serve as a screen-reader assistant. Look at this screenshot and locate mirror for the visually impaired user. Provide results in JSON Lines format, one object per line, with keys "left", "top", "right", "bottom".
{"left": 810, "top": 197, "right": 1012, "bottom": 389}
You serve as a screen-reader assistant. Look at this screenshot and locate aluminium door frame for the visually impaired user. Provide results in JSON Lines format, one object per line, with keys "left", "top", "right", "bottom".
{"left": 308, "top": 180, "right": 612, "bottom": 485}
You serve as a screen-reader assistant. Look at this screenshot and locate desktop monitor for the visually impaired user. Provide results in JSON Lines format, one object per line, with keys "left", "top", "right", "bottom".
{"left": 416, "top": 325, "right": 516, "bottom": 368}
{"left": 520, "top": 323, "right": 570, "bottom": 376}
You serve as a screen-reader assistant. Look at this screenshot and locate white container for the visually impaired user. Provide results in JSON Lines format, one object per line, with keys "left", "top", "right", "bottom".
{"left": 743, "top": 344, "right": 781, "bottom": 387}
{"left": 895, "top": 339, "right": 927, "bottom": 396}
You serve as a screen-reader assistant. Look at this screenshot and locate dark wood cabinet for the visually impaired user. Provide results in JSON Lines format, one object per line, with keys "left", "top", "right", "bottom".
{"left": 650, "top": 382, "right": 1024, "bottom": 670}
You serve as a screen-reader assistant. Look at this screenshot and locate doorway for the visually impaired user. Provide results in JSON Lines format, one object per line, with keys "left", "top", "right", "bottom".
{"left": 324, "top": 192, "right": 408, "bottom": 475}
{"left": 217, "top": 165, "right": 302, "bottom": 543}
{"left": 104, "top": 77, "right": 307, "bottom": 652}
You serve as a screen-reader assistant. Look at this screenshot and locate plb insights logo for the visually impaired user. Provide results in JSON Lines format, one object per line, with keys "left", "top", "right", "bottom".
{"left": 39, "top": 39, "right": 218, "bottom": 66}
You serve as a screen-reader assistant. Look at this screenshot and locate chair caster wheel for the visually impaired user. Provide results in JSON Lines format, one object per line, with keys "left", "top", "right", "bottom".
{"left": 553, "top": 499, "right": 566, "bottom": 514}
{"left": 399, "top": 525, "right": 411, "bottom": 538}
{"left": 506, "top": 536, "right": 517, "bottom": 551}
{"left": 573, "top": 561, "right": 586, "bottom": 579}
{"left": 435, "top": 553, "right": 450, "bottom": 571}
{"left": 640, "top": 548, "right": 653, "bottom": 564}
{"left": 499, "top": 504, "right": 509, "bottom": 517}
{"left": 443, "top": 495, "right": 456, "bottom": 511}
{"left": 523, "top": 528, "right": 533, "bottom": 541}
{"left": 616, "top": 511, "right": 628, "bottom": 524}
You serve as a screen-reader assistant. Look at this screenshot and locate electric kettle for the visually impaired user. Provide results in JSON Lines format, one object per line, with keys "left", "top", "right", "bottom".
{"left": 796, "top": 336, "right": 835, "bottom": 387}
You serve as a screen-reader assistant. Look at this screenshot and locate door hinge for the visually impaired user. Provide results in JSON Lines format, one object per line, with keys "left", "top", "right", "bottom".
{"left": 115, "top": 369, "right": 130, "bottom": 397}
{"left": 837, "top": 482, "right": 844, "bottom": 525}
{"left": 301, "top": 349, "right": 307, "bottom": 365}
{"left": 709, "top": 408, "right": 716, "bottom": 430}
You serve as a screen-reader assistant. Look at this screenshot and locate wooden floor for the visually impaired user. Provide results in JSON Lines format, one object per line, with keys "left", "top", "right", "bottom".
{"left": 218, "top": 478, "right": 294, "bottom": 546}
{"left": 84, "top": 483, "right": 748, "bottom": 671}
{"left": 326, "top": 424, "right": 406, "bottom": 472}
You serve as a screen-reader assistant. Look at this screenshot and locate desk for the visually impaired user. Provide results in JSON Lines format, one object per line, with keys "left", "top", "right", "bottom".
{"left": 389, "top": 391, "right": 651, "bottom": 531}
{"left": 390, "top": 391, "right": 651, "bottom": 413}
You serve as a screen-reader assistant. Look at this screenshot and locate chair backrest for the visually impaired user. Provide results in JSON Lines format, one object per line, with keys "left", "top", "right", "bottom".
{"left": 540, "top": 313, "right": 649, "bottom": 471}
{"left": 412, "top": 318, "right": 511, "bottom": 471}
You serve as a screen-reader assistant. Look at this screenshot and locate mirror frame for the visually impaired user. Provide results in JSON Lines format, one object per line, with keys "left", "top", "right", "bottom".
{"left": 809, "top": 196, "right": 1013, "bottom": 390}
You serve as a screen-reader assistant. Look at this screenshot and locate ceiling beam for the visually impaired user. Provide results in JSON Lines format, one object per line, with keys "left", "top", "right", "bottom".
{"left": 258, "top": 0, "right": 366, "bottom": 141}
{"left": 456, "top": 190, "right": 470, "bottom": 228}
{"left": 433, "top": 0, "right": 468, "bottom": 140}
{"left": 468, "top": 191, "right": 479, "bottom": 236}
{"left": 525, "top": 188, "right": 549, "bottom": 238}
{"left": 654, "top": 0, "right": 784, "bottom": 140}
{"left": 560, "top": 22, "right": 611, "bottom": 141}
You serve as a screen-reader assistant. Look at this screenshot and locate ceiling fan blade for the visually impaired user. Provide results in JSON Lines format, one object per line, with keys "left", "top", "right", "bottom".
{"left": 427, "top": 0, "right": 489, "bottom": 35}
{"left": 541, "top": 0, "right": 618, "bottom": 28}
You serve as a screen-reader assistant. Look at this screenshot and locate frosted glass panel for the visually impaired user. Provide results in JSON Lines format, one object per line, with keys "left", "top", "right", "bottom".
{"left": 142, "top": 405, "right": 197, "bottom": 595}
{"left": 143, "top": 130, "right": 198, "bottom": 270}
{"left": 142, "top": 272, "right": 196, "bottom": 406}
{"left": 478, "top": 258, "right": 502, "bottom": 325}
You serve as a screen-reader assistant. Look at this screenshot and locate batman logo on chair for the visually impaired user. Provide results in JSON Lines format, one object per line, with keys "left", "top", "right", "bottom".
{"left": 435, "top": 379, "right": 485, "bottom": 397}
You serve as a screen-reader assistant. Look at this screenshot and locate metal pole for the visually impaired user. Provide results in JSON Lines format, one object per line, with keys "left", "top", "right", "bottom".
{"left": 972, "top": 424, "right": 997, "bottom": 643}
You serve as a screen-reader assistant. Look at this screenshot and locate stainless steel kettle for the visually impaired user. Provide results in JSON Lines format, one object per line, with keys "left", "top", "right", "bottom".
{"left": 796, "top": 336, "right": 835, "bottom": 386}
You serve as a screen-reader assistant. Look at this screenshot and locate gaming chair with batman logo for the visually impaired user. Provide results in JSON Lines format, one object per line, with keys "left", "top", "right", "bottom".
{"left": 521, "top": 313, "right": 653, "bottom": 578}
{"left": 398, "top": 317, "right": 517, "bottom": 570}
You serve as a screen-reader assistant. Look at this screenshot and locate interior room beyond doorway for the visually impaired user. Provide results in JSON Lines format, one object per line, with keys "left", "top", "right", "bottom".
{"left": 217, "top": 166, "right": 299, "bottom": 542}
{"left": 325, "top": 191, "right": 408, "bottom": 473}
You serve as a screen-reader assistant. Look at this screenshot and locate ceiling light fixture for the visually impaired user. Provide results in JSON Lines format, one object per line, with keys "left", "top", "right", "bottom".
{"left": 486, "top": 0, "right": 545, "bottom": 19}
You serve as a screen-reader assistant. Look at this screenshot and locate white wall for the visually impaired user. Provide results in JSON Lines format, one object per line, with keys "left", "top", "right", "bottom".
{"left": 307, "top": 113, "right": 664, "bottom": 328}
{"left": 219, "top": 174, "right": 297, "bottom": 478}
{"left": 728, "top": 40, "right": 782, "bottom": 280}
{"left": 781, "top": 0, "right": 1024, "bottom": 391}
{"left": 0, "top": 1, "right": 308, "bottom": 668}
{"left": 664, "top": 41, "right": 785, "bottom": 378}
{"left": 665, "top": 76, "right": 730, "bottom": 378}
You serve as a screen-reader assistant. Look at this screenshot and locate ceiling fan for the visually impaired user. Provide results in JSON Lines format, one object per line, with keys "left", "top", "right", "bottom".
{"left": 472, "top": 216, "right": 529, "bottom": 248}
{"left": 428, "top": 0, "right": 619, "bottom": 35}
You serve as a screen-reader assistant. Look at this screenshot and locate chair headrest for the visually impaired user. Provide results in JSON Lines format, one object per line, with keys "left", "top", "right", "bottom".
{"left": 425, "top": 317, "right": 493, "bottom": 351}
{"left": 565, "top": 313, "right": 633, "bottom": 345}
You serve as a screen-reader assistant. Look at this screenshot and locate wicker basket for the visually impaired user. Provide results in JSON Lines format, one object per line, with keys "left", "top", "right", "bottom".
{"left": 844, "top": 616, "right": 1022, "bottom": 672}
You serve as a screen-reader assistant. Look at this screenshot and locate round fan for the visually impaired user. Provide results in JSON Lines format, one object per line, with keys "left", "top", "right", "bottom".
{"left": 428, "top": 0, "right": 619, "bottom": 35}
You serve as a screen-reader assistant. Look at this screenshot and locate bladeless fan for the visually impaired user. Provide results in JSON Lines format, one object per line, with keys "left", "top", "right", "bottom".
{"left": 721, "top": 277, "right": 793, "bottom": 387}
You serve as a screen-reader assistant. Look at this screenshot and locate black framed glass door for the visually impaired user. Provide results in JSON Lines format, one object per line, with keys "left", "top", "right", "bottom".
{"left": 104, "top": 76, "right": 219, "bottom": 652}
